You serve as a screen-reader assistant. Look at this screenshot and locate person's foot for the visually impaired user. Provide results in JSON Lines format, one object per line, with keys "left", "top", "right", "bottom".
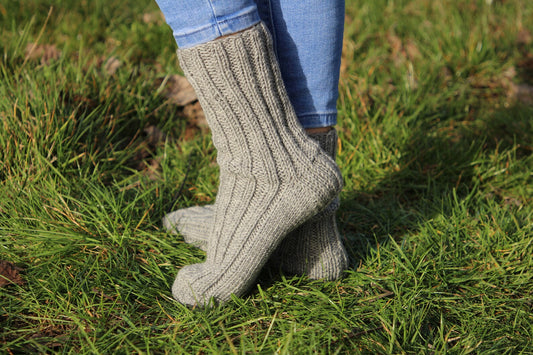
{"left": 164, "top": 130, "right": 348, "bottom": 280}
{"left": 170, "top": 23, "right": 343, "bottom": 306}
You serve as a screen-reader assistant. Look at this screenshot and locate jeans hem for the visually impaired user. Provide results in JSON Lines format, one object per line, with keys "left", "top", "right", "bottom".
{"left": 174, "top": 9, "right": 261, "bottom": 48}
{"left": 297, "top": 112, "right": 337, "bottom": 129}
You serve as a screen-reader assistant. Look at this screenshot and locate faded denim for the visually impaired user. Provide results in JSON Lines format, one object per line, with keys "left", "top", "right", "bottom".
{"left": 154, "top": 0, "right": 344, "bottom": 128}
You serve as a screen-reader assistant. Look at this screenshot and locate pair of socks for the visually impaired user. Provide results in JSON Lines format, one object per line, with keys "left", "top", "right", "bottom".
{"left": 168, "top": 23, "right": 347, "bottom": 307}
{"left": 164, "top": 129, "right": 348, "bottom": 281}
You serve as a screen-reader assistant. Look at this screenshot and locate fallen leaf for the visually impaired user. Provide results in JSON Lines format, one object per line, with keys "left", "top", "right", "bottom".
{"left": 405, "top": 40, "right": 421, "bottom": 61}
{"left": 142, "top": 11, "right": 165, "bottom": 25}
{"left": 502, "top": 66, "right": 517, "bottom": 80}
{"left": 517, "top": 28, "right": 532, "bottom": 46}
{"left": 0, "top": 260, "right": 24, "bottom": 287}
{"left": 466, "top": 64, "right": 533, "bottom": 105}
{"left": 144, "top": 125, "right": 167, "bottom": 146}
{"left": 182, "top": 102, "right": 209, "bottom": 141}
{"left": 503, "top": 196, "right": 523, "bottom": 207}
{"left": 387, "top": 33, "right": 403, "bottom": 58}
{"left": 517, "top": 55, "right": 533, "bottom": 83}
{"left": 508, "top": 83, "right": 533, "bottom": 105}
{"left": 183, "top": 101, "right": 208, "bottom": 129}
{"left": 155, "top": 75, "right": 197, "bottom": 106}
{"left": 439, "top": 66, "right": 453, "bottom": 84}
{"left": 127, "top": 126, "right": 169, "bottom": 180}
{"left": 25, "top": 43, "right": 61, "bottom": 65}
{"left": 145, "top": 158, "right": 162, "bottom": 181}
{"left": 104, "top": 56, "right": 121, "bottom": 75}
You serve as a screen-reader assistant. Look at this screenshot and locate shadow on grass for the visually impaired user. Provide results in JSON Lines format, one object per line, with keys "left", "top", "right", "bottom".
{"left": 338, "top": 103, "right": 532, "bottom": 269}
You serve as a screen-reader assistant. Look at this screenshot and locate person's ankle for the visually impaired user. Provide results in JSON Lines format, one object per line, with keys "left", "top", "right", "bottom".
{"left": 305, "top": 126, "right": 333, "bottom": 134}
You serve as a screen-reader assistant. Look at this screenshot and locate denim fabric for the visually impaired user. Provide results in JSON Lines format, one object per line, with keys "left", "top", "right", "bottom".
{"left": 155, "top": 0, "right": 261, "bottom": 49}
{"left": 256, "top": 0, "right": 344, "bottom": 128}
{"left": 154, "top": 0, "right": 344, "bottom": 128}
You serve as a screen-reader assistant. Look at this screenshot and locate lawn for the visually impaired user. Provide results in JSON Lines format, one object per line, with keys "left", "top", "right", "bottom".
{"left": 1, "top": 0, "right": 532, "bottom": 353}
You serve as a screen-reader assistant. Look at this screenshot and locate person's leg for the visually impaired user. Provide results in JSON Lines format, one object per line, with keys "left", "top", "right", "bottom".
{"left": 155, "top": 2, "right": 343, "bottom": 306}
{"left": 164, "top": 129, "right": 348, "bottom": 280}
{"left": 256, "top": 0, "right": 345, "bottom": 130}
{"left": 163, "top": 0, "right": 349, "bottom": 280}
{"left": 154, "top": 0, "right": 260, "bottom": 48}
{"left": 257, "top": 0, "right": 348, "bottom": 278}
{"left": 173, "top": 24, "right": 342, "bottom": 306}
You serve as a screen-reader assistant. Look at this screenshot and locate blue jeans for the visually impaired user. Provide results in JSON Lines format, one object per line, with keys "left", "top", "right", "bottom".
{"left": 154, "top": 0, "right": 345, "bottom": 128}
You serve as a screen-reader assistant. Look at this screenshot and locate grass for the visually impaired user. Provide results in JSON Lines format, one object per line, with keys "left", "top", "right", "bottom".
{"left": 1, "top": 0, "right": 532, "bottom": 353}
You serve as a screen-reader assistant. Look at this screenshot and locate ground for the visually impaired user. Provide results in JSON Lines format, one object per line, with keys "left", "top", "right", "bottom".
{"left": 0, "top": 0, "right": 532, "bottom": 353}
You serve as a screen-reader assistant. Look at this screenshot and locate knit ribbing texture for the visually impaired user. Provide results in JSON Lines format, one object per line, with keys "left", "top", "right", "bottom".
{"left": 171, "top": 23, "right": 342, "bottom": 306}
{"left": 163, "top": 129, "right": 348, "bottom": 280}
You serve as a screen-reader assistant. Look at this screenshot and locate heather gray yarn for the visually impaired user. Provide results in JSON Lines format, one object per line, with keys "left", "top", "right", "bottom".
{"left": 270, "top": 129, "right": 348, "bottom": 280}
{"left": 163, "top": 205, "right": 215, "bottom": 248}
{"left": 163, "top": 129, "right": 348, "bottom": 280}
{"left": 171, "top": 23, "right": 342, "bottom": 306}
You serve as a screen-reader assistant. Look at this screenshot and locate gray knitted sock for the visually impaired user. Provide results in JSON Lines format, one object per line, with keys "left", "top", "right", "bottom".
{"left": 171, "top": 23, "right": 343, "bottom": 306}
{"left": 163, "top": 129, "right": 348, "bottom": 280}
{"left": 163, "top": 205, "right": 214, "bottom": 248}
